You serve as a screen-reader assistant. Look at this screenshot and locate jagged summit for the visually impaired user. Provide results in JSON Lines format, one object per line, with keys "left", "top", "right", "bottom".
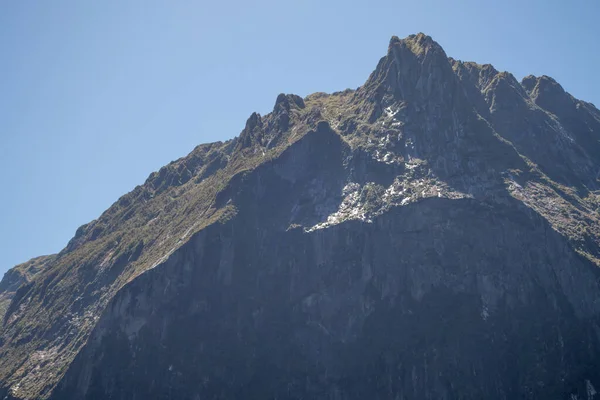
{"left": 273, "top": 93, "right": 305, "bottom": 111}
{"left": 2, "top": 33, "right": 600, "bottom": 400}
{"left": 388, "top": 33, "right": 438, "bottom": 51}
{"left": 363, "top": 33, "right": 454, "bottom": 104}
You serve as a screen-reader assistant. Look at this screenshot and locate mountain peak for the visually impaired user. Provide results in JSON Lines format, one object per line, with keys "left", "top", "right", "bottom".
{"left": 273, "top": 93, "right": 305, "bottom": 112}
{"left": 386, "top": 32, "right": 444, "bottom": 59}
{"left": 521, "top": 74, "right": 538, "bottom": 93}
{"left": 2, "top": 32, "right": 600, "bottom": 400}
{"left": 235, "top": 112, "right": 263, "bottom": 150}
{"left": 361, "top": 33, "right": 456, "bottom": 119}
{"left": 388, "top": 35, "right": 401, "bottom": 47}
{"left": 522, "top": 74, "right": 575, "bottom": 114}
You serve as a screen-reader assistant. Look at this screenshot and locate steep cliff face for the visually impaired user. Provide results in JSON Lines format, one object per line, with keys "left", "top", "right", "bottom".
{"left": 54, "top": 199, "right": 600, "bottom": 399}
{"left": 2, "top": 33, "right": 600, "bottom": 399}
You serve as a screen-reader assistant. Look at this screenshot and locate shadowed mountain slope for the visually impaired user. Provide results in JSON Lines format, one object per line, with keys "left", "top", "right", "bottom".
{"left": 2, "top": 33, "right": 600, "bottom": 399}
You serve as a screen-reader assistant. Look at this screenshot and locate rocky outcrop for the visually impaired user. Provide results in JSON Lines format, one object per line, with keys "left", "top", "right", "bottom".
{"left": 0, "top": 255, "right": 54, "bottom": 324}
{"left": 2, "top": 33, "right": 600, "bottom": 399}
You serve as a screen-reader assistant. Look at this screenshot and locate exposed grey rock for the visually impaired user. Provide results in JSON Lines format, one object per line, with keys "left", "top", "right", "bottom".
{"left": 2, "top": 33, "right": 600, "bottom": 400}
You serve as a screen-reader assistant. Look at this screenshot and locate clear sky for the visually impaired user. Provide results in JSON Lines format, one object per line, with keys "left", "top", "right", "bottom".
{"left": 1, "top": 0, "right": 599, "bottom": 277}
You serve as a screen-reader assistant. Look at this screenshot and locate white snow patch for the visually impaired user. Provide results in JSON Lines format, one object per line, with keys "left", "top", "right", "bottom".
{"left": 306, "top": 182, "right": 373, "bottom": 231}
{"left": 383, "top": 184, "right": 402, "bottom": 200}
{"left": 384, "top": 106, "right": 399, "bottom": 119}
{"left": 343, "top": 182, "right": 361, "bottom": 195}
{"left": 373, "top": 149, "right": 398, "bottom": 165}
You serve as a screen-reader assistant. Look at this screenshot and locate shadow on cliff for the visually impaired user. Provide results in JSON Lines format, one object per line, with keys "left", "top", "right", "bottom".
{"left": 52, "top": 161, "right": 600, "bottom": 400}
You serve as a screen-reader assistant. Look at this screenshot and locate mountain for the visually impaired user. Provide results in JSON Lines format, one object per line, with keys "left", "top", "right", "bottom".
{"left": 2, "top": 33, "right": 600, "bottom": 399}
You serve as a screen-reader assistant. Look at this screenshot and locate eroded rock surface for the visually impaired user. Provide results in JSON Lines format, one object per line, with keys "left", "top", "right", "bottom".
{"left": 2, "top": 33, "right": 600, "bottom": 399}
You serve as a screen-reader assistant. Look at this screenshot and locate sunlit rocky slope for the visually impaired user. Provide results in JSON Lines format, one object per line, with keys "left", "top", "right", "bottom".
{"left": 2, "top": 33, "right": 600, "bottom": 399}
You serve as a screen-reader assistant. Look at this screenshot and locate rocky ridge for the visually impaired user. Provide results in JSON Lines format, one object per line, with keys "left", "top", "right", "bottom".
{"left": 1, "top": 33, "right": 600, "bottom": 399}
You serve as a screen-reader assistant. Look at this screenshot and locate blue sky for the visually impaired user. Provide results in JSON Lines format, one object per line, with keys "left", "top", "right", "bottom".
{"left": 1, "top": 0, "right": 599, "bottom": 277}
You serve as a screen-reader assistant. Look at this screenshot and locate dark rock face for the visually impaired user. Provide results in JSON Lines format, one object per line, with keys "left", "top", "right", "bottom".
{"left": 2, "top": 33, "right": 600, "bottom": 399}
{"left": 55, "top": 197, "right": 600, "bottom": 400}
